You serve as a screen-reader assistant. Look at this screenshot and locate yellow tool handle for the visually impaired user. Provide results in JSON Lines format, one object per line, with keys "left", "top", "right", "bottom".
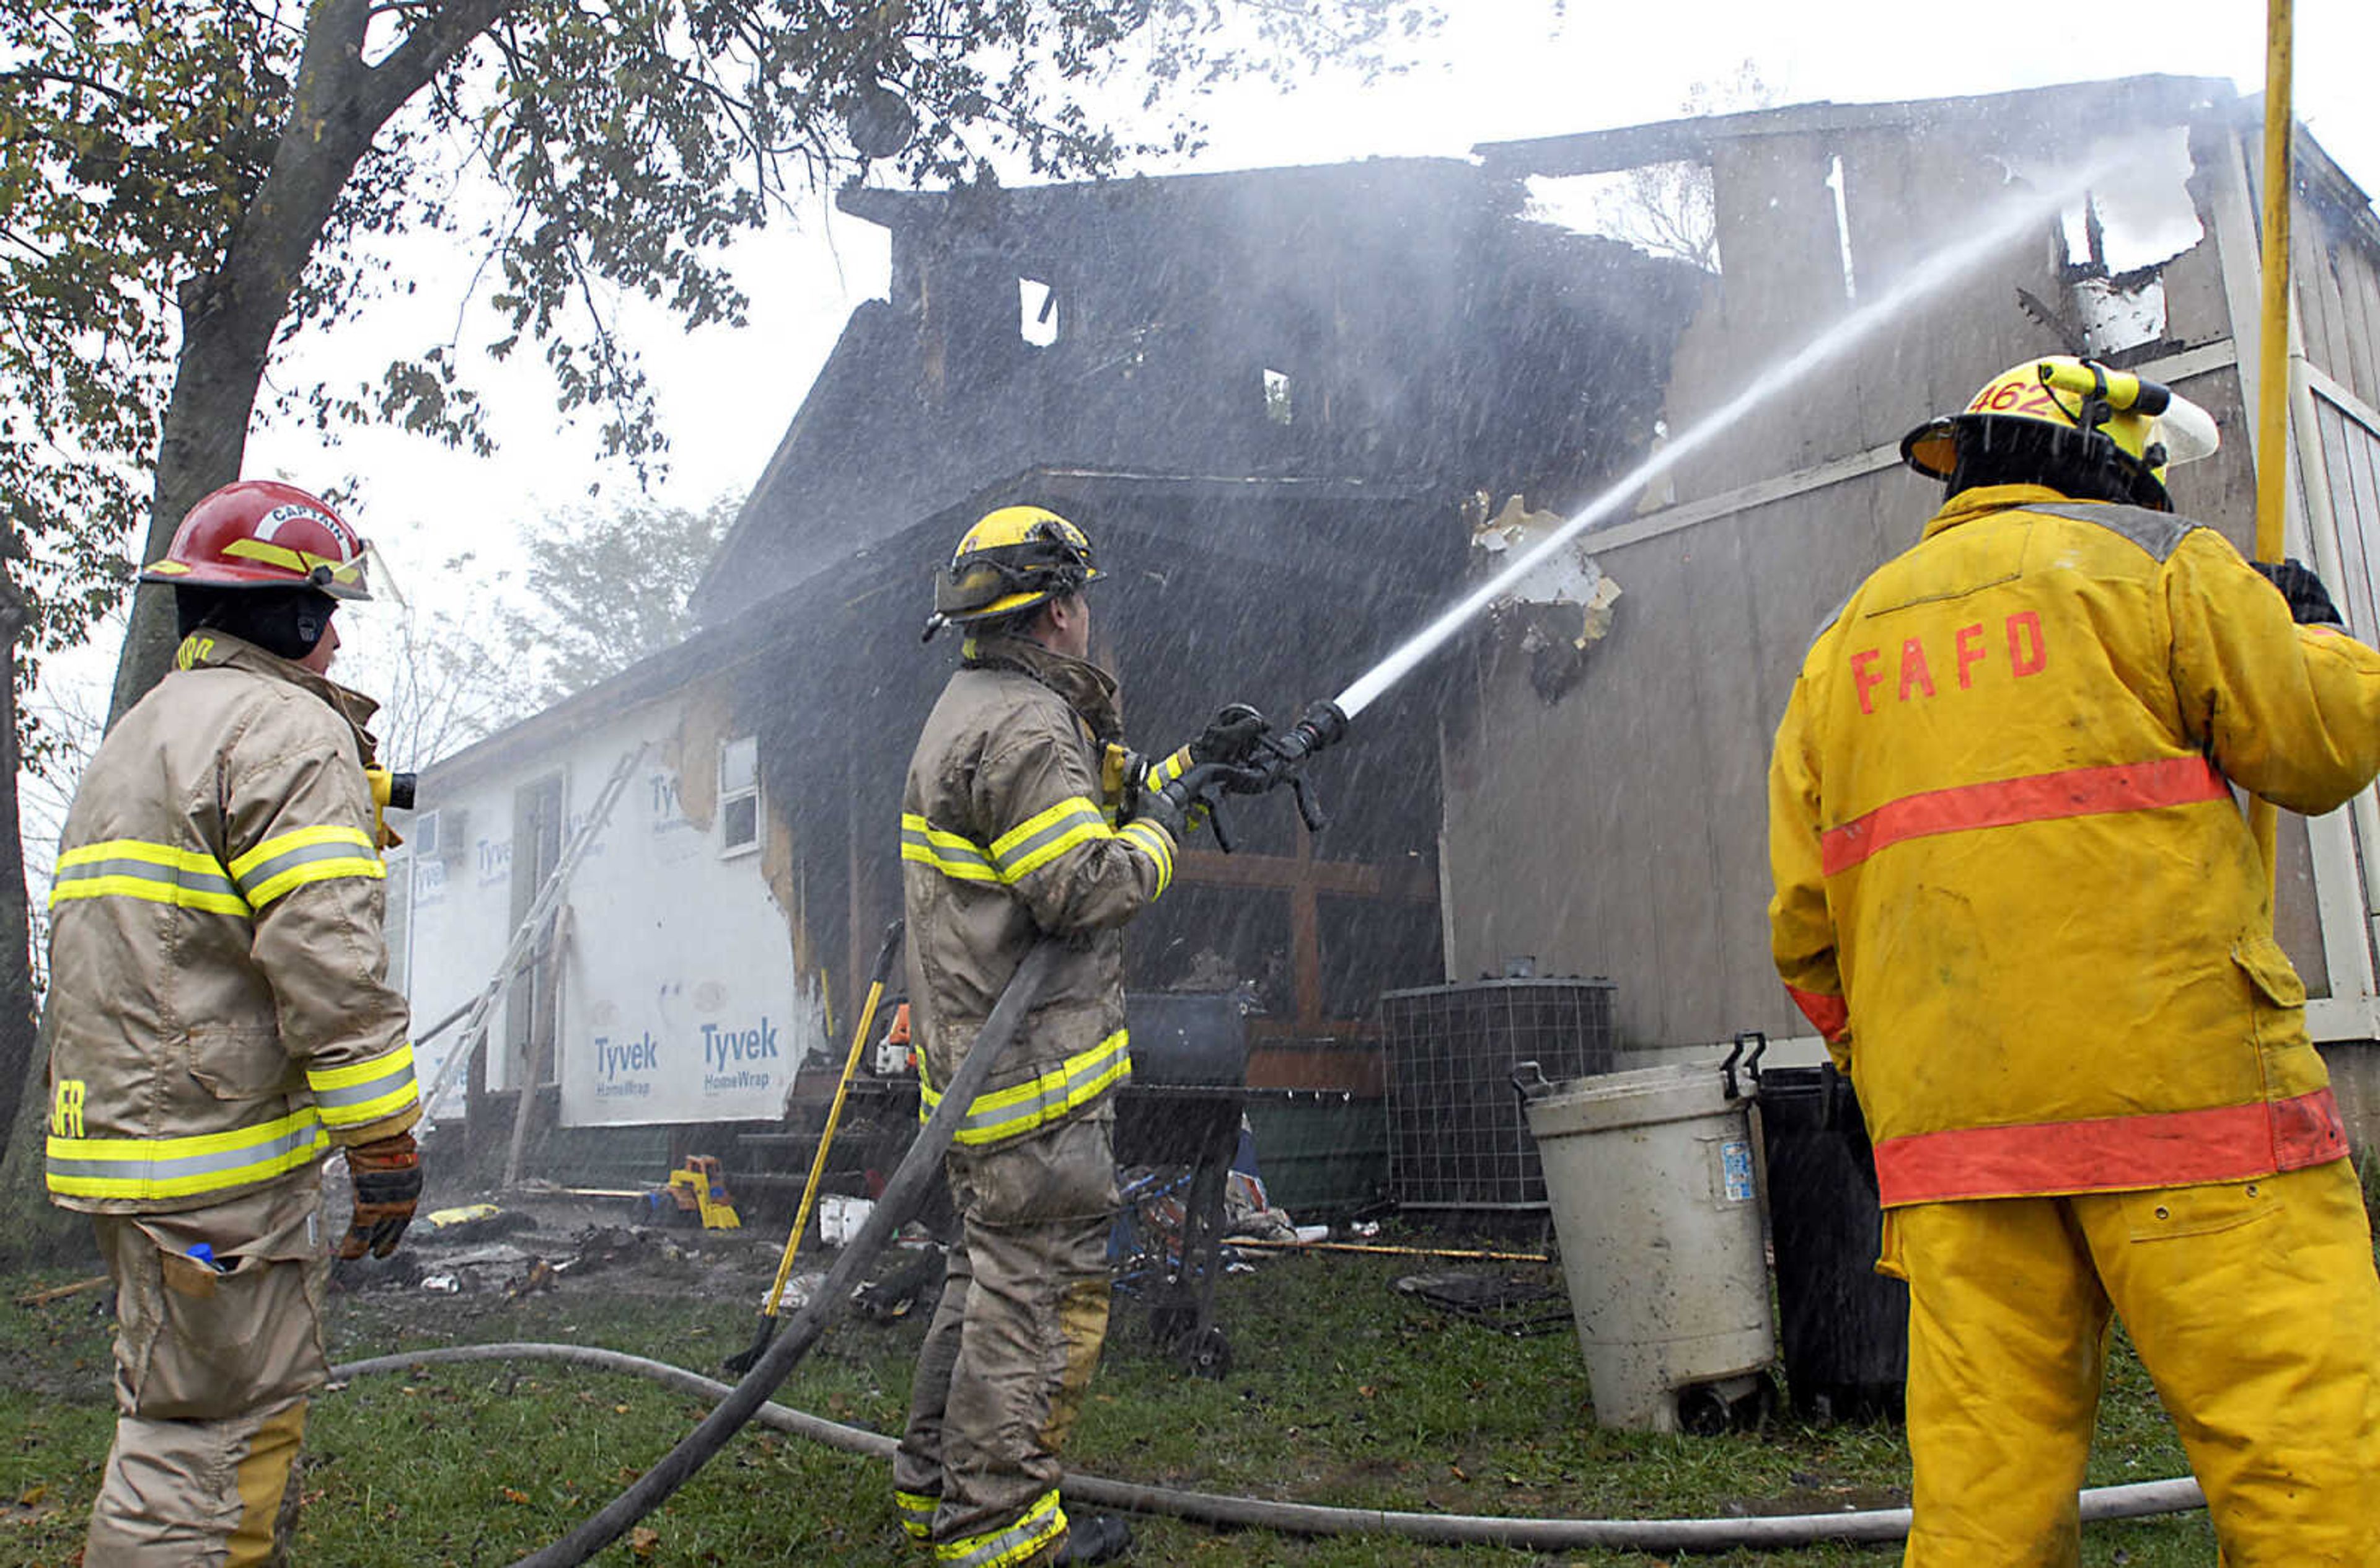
{"left": 2250, "top": 0, "right": 2295, "bottom": 885}
{"left": 761, "top": 920, "right": 904, "bottom": 1319}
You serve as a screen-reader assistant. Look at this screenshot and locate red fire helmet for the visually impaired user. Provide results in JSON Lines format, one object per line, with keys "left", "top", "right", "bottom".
{"left": 139, "top": 480, "right": 372, "bottom": 599}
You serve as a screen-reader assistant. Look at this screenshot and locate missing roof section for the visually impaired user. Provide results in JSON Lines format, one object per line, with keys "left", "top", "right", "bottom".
{"left": 1526, "top": 166, "right": 1722, "bottom": 274}
{"left": 2014, "top": 127, "right": 2201, "bottom": 356}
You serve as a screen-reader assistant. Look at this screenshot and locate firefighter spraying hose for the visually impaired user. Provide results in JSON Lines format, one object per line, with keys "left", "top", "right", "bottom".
{"left": 493, "top": 136, "right": 2230, "bottom": 1568}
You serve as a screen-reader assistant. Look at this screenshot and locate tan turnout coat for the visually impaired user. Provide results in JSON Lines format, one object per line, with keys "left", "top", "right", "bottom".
{"left": 45, "top": 632, "right": 419, "bottom": 1215}
{"left": 899, "top": 635, "right": 1179, "bottom": 1146}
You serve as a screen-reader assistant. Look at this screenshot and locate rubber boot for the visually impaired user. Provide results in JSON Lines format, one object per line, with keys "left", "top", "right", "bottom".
{"left": 1051, "top": 1513, "right": 1132, "bottom": 1564}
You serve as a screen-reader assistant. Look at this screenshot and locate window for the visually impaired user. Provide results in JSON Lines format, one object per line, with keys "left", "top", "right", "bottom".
{"left": 384, "top": 851, "right": 410, "bottom": 996}
{"left": 412, "top": 809, "right": 443, "bottom": 858}
{"left": 720, "top": 735, "right": 760, "bottom": 857}
{"left": 1020, "top": 278, "right": 1058, "bottom": 347}
{"left": 1263, "top": 368, "right": 1293, "bottom": 425}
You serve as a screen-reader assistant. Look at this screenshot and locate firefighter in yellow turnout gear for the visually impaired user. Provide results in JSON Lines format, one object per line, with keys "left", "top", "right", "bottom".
{"left": 46, "top": 481, "right": 422, "bottom": 1566}
{"left": 1768, "top": 359, "right": 2380, "bottom": 1565}
{"left": 893, "top": 506, "right": 1256, "bottom": 1567}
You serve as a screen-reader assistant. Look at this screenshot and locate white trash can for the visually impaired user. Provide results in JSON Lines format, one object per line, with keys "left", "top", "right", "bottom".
{"left": 1516, "top": 1041, "right": 1776, "bottom": 1432}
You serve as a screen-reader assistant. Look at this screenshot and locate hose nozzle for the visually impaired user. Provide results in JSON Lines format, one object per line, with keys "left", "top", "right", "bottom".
{"left": 1280, "top": 700, "right": 1349, "bottom": 762}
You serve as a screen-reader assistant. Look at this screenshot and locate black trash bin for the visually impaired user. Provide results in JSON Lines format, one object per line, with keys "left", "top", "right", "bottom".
{"left": 1759, "top": 1064, "right": 1907, "bottom": 1422}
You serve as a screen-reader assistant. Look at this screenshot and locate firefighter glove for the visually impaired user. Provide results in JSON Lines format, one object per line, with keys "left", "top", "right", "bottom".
{"left": 338, "top": 1131, "right": 421, "bottom": 1260}
{"left": 1137, "top": 782, "right": 1192, "bottom": 845}
{"left": 1189, "top": 703, "right": 1267, "bottom": 767}
{"left": 2252, "top": 558, "right": 2345, "bottom": 628}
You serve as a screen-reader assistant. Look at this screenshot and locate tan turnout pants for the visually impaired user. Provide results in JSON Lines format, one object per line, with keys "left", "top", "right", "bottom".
{"left": 894, "top": 1108, "right": 1118, "bottom": 1567}
{"left": 82, "top": 1174, "right": 332, "bottom": 1567}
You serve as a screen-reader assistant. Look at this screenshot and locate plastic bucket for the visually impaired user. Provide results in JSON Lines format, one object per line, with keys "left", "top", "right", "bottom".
{"left": 1518, "top": 1054, "right": 1776, "bottom": 1432}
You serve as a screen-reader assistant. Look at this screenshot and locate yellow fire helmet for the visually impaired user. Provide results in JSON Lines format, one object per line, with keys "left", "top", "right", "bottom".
{"left": 1900, "top": 355, "right": 2219, "bottom": 511}
{"left": 922, "top": 504, "right": 1101, "bottom": 641}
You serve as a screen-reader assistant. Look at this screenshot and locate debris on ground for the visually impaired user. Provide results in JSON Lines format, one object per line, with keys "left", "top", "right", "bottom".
{"left": 850, "top": 1243, "right": 945, "bottom": 1323}
{"left": 1392, "top": 1271, "right": 1569, "bottom": 1337}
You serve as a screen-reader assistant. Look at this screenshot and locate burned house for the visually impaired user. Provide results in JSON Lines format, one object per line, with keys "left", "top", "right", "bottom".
{"left": 399, "top": 73, "right": 2380, "bottom": 1205}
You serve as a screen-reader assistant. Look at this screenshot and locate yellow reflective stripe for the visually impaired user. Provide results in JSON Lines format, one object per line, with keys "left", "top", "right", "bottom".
{"left": 937, "top": 1490, "right": 1065, "bottom": 1568}
{"left": 902, "top": 814, "right": 999, "bottom": 882}
{"left": 996, "top": 817, "right": 1108, "bottom": 881}
{"left": 910, "top": 794, "right": 1165, "bottom": 891}
{"left": 228, "top": 825, "right": 376, "bottom": 880}
{"left": 894, "top": 1491, "right": 938, "bottom": 1541}
{"left": 49, "top": 874, "right": 250, "bottom": 917}
{"left": 60, "top": 840, "right": 227, "bottom": 876}
{"left": 988, "top": 795, "right": 1104, "bottom": 861}
{"left": 245, "top": 855, "right": 386, "bottom": 909}
{"left": 51, "top": 840, "right": 249, "bottom": 915}
{"left": 1145, "top": 747, "right": 1192, "bottom": 791}
{"left": 1117, "top": 819, "right": 1173, "bottom": 896}
{"left": 917, "top": 1031, "right": 1133, "bottom": 1147}
{"left": 46, "top": 1110, "right": 328, "bottom": 1202}
{"left": 229, "top": 825, "right": 384, "bottom": 908}
{"left": 307, "top": 1042, "right": 419, "bottom": 1130}
{"left": 219, "top": 537, "right": 364, "bottom": 584}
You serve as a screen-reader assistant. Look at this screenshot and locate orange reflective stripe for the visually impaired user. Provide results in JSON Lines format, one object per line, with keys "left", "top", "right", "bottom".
{"left": 1786, "top": 985, "right": 1849, "bottom": 1044}
{"left": 1820, "top": 756, "right": 2228, "bottom": 876}
{"left": 1872, "top": 1087, "right": 2349, "bottom": 1205}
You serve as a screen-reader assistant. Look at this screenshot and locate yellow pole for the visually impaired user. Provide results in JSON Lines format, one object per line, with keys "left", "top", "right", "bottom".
{"left": 759, "top": 973, "right": 887, "bottom": 1319}
{"left": 2249, "top": 0, "right": 2294, "bottom": 883}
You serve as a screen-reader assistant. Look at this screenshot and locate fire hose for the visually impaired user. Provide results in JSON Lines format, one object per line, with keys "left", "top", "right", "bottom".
{"left": 330, "top": 1340, "right": 2208, "bottom": 1553}
{"left": 491, "top": 938, "right": 1065, "bottom": 1568}
{"left": 340, "top": 702, "right": 2206, "bottom": 1557}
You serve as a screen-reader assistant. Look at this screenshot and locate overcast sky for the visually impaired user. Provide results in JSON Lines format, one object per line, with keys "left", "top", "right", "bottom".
{"left": 45, "top": 0, "right": 2380, "bottom": 757}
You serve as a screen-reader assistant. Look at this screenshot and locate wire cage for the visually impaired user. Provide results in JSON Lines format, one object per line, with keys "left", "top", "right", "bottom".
{"left": 1382, "top": 976, "right": 1618, "bottom": 1213}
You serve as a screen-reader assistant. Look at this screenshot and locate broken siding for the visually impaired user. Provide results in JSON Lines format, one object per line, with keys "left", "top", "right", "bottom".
{"left": 407, "top": 668, "right": 822, "bottom": 1128}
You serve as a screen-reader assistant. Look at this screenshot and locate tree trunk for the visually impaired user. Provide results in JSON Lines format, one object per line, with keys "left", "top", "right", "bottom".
{"left": 0, "top": 564, "right": 35, "bottom": 1156}
{"left": 105, "top": 0, "right": 519, "bottom": 723}
{"left": 0, "top": 553, "right": 81, "bottom": 1264}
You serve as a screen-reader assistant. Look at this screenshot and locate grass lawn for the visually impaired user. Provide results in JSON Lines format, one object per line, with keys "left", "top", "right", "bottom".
{"left": 1, "top": 1222, "right": 2220, "bottom": 1567}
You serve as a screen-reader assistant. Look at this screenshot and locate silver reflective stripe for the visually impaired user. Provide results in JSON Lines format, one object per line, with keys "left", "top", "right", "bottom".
{"left": 987, "top": 802, "right": 1106, "bottom": 879}
{"left": 938, "top": 1491, "right": 1064, "bottom": 1568}
{"left": 232, "top": 838, "right": 379, "bottom": 901}
{"left": 895, "top": 1491, "right": 938, "bottom": 1540}
{"left": 46, "top": 1121, "right": 326, "bottom": 1189}
{"left": 311, "top": 1057, "right": 415, "bottom": 1113}
{"left": 902, "top": 819, "right": 998, "bottom": 881}
{"left": 53, "top": 857, "right": 240, "bottom": 902}
{"left": 954, "top": 1036, "right": 1132, "bottom": 1143}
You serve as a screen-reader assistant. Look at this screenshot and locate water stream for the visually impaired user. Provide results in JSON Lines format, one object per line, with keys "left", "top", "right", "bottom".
{"left": 1330, "top": 139, "right": 2161, "bottom": 721}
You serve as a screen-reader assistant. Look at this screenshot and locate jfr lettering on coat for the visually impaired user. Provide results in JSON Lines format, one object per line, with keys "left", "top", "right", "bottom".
{"left": 1853, "top": 613, "right": 2048, "bottom": 714}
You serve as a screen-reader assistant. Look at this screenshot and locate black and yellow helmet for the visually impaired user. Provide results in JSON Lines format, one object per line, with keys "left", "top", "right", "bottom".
{"left": 922, "top": 505, "right": 1101, "bottom": 641}
{"left": 1900, "top": 355, "right": 2219, "bottom": 512}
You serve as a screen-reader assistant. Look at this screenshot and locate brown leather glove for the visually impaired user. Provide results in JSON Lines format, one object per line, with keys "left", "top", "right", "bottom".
{"left": 338, "top": 1131, "right": 422, "bottom": 1260}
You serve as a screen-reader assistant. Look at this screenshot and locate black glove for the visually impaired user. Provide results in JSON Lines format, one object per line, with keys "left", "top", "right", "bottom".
{"left": 1188, "top": 703, "right": 1267, "bottom": 767}
{"left": 338, "top": 1131, "right": 422, "bottom": 1261}
{"left": 1134, "top": 782, "right": 1191, "bottom": 844}
{"left": 2252, "top": 558, "right": 2344, "bottom": 628}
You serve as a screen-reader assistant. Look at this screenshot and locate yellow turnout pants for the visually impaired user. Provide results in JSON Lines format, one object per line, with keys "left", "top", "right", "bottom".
{"left": 1887, "top": 1158, "right": 2380, "bottom": 1567}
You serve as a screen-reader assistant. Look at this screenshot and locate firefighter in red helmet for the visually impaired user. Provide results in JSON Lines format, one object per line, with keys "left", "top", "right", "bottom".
{"left": 47, "top": 480, "right": 419, "bottom": 1565}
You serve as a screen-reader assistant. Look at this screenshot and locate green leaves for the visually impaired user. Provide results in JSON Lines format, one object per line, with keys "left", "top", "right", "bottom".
{"left": 6, "top": 0, "right": 1448, "bottom": 708}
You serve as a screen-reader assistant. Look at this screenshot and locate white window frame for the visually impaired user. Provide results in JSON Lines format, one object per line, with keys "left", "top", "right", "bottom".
{"left": 718, "top": 734, "right": 762, "bottom": 859}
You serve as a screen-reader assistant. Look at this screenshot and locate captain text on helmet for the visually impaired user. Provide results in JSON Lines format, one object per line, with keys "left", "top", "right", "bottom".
{"left": 46, "top": 480, "right": 422, "bottom": 1566}
{"left": 892, "top": 504, "right": 1259, "bottom": 1567}
{"left": 1767, "top": 356, "right": 2380, "bottom": 1566}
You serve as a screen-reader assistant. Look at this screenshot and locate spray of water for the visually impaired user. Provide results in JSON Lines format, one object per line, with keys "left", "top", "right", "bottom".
{"left": 1331, "top": 138, "right": 2159, "bottom": 721}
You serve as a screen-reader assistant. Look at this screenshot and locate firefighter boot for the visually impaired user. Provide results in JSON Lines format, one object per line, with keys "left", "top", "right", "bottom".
{"left": 1048, "top": 1512, "right": 1131, "bottom": 1564}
